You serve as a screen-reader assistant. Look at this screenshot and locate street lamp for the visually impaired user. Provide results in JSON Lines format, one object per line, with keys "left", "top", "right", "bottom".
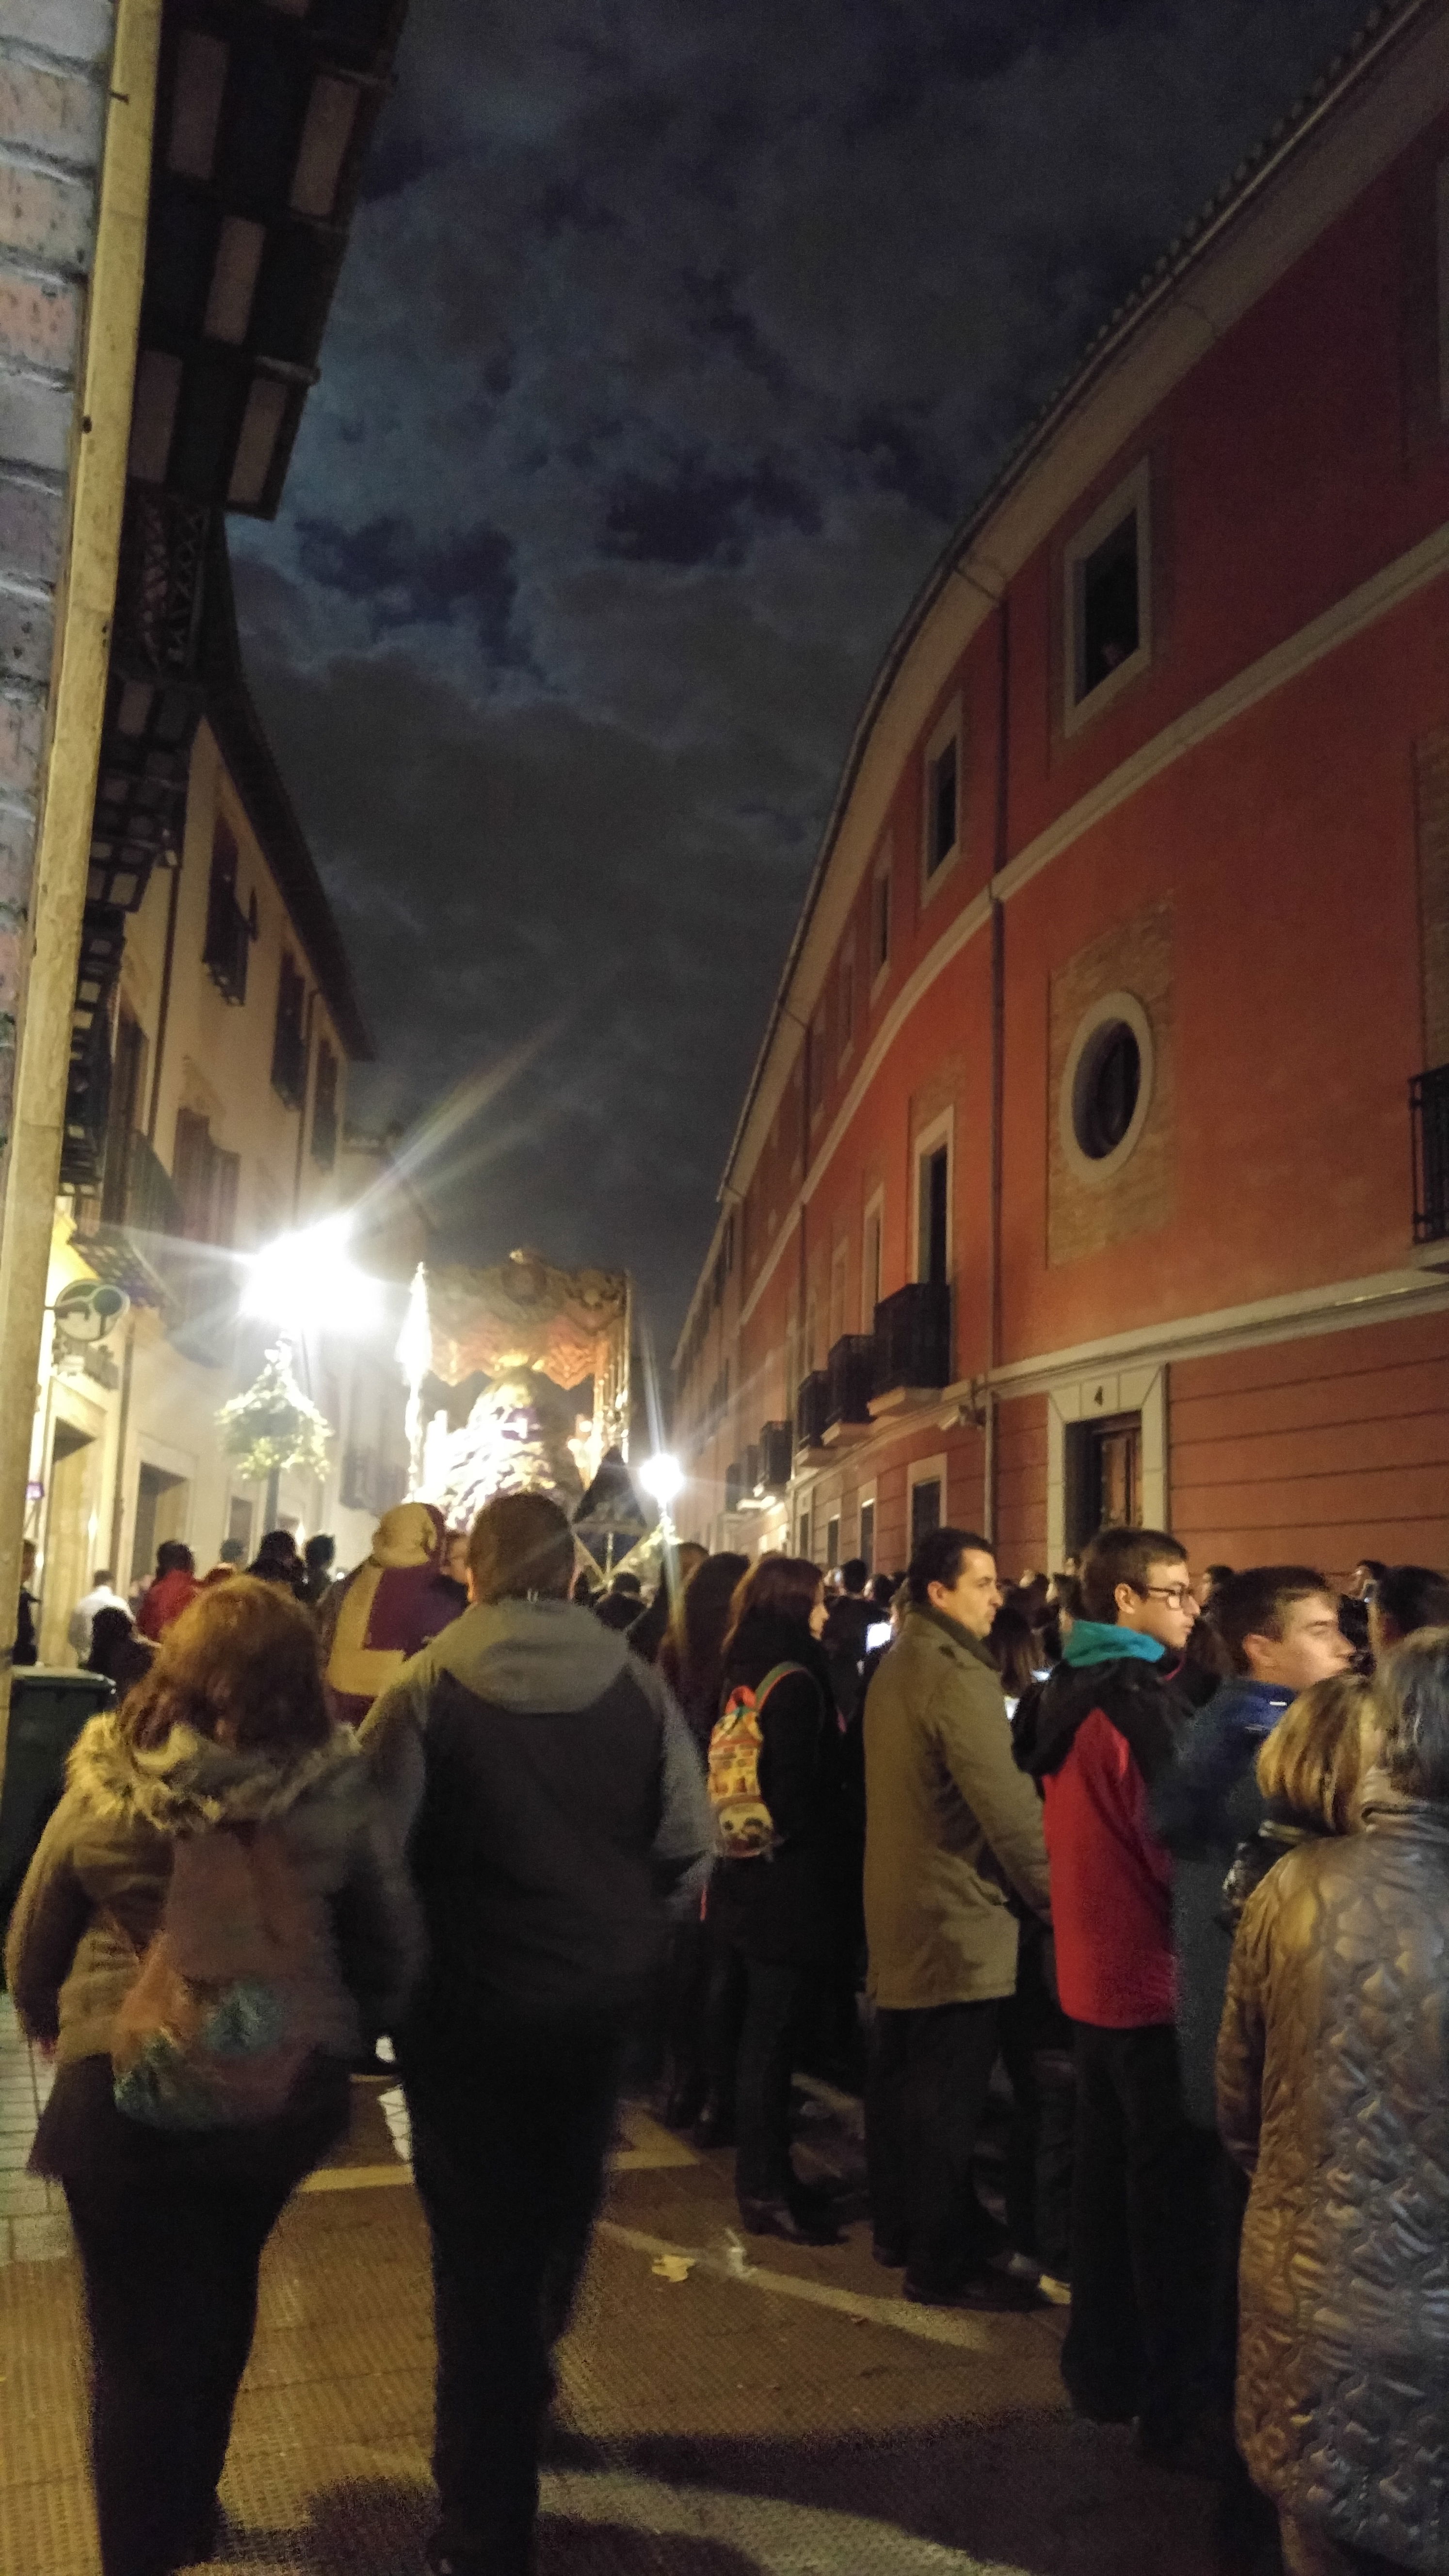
{"left": 638, "top": 1450, "right": 684, "bottom": 1566}
{"left": 242, "top": 1215, "right": 382, "bottom": 1334}
{"left": 637, "top": 1451, "right": 683, "bottom": 1515}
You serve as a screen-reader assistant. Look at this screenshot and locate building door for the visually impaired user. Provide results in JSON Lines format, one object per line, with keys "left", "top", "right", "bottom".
{"left": 1067, "top": 1412, "right": 1142, "bottom": 1554}
{"left": 131, "top": 1462, "right": 190, "bottom": 1586}
{"left": 41, "top": 1417, "right": 101, "bottom": 1664}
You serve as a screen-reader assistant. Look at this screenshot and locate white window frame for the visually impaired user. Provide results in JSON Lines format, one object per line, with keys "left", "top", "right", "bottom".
{"left": 870, "top": 838, "right": 893, "bottom": 996}
{"left": 1059, "top": 988, "right": 1156, "bottom": 1188}
{"left": 908, "top": 1451, "right": 948, "bottom": 1545}
{"left": 1063, "top": 457, "right": 1152, "bottom": 736}
{"left": 920, "top": 699, "right": 963, "bottom": 905}
{"left": 912, "top": 1108, "right": 954, "bottom": 1287}
{"left": 861, "top": 1188, "right": 884, "bottom": 1330}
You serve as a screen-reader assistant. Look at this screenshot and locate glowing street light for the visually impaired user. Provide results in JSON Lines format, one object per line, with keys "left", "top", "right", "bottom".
{"left": 242, "top": 1215, "right": 383, "bottom": 1336}
{"left": 637, "top": 1452, "right": 683, "bottom": 1511}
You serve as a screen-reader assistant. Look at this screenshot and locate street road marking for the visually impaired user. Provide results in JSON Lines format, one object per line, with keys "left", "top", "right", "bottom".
{"left": 540, "top": 2464, "right": 1019, "bottom": 2572}
{"left": 300, "top": 2163, "right": 413, "bottom": 2193}
{"left": 596, "top": 2219, "right": 1027, "bottom": 2352}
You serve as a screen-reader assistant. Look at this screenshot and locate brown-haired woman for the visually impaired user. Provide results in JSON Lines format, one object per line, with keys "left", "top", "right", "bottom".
{"left": 707, "top": 1553, "right": 851, "bottom": 2243}
{"left": 5, "top": 1577, "right": 418, "bottom": 2576}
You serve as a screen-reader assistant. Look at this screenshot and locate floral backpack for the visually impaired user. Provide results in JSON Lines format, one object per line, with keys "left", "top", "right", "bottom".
{"left": 111, "top": 1823, "right": 323, "bottom": 2130}
{"left": 706, "top": 1662, "right": 808, "bottom": 1860}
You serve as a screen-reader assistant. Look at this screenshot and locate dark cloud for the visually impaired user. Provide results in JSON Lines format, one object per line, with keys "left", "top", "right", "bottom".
{"left": 231, "top": 0, "right": 1371, "bottom": 1350}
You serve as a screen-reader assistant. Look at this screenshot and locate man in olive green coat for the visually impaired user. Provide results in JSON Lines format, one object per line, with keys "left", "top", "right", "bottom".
{"left": 863, "top": 1525, "right": 1051, "bottom": 2306}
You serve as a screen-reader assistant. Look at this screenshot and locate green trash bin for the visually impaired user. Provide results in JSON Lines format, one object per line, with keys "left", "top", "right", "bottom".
{"left": 0, "top": 1667, "right": 115, "bottom": 1959}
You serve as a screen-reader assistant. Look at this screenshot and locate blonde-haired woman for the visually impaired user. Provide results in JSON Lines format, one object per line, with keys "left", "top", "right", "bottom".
{"left": 1220, "top": 1669, "right": 1374, "bottom": 1930}
{"left": 1218, "top": 1638, "right": 1449, "bottom": 2573}
{"left": 6, "top": 1577, "right": 418, "bottom": 2576}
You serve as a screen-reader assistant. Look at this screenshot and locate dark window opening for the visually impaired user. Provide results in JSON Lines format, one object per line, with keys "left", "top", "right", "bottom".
{"left": 272, "top": 951, "right": 308, "bottom": 1110}
{"left": 1074, "top": 1021, "right": 1142, "bottom": 1160}
{"left": 1079, "top": 512, "right": 1140, "bottom": 699}
{"left": 173, "top": 1106, "right": 240, "bottom": 1247}
{"left": 918, "top": 1142, "right": 949, "bottom": 1284}
{"left": 311, "top": 1039, "right": 338, "bottom": 1167}
{"left": 859, "top": 1499, "right": 875, "bottom": 1573}
{"left": 826, "top": 1514, "right": 840, "bottom": 1569}
{"left": 203, "top": 818, "right": 250, "bottom": 1004}
{"left": 927, "top": 736, "right": 958, "bottom": 876}
{"left": 874, "top": 870, "right": 891, "bottom": 973}
{"left": 910, "top": 1477, "right": 941, "bottom": 1546}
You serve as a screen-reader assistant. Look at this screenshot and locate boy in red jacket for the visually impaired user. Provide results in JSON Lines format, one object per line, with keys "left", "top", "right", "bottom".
{"left": 1015, "top": 1525, "right": 1216, "bottom": 2466}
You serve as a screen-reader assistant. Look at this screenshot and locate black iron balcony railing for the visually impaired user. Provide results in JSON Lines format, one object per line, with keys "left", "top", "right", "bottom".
{"left": 826, "top": 1333, "right": 875, "bottom": 1428}
{"left": 756, "top": 1421, "right": 793, "bottom": 1493}
{"left": 873, "top": 1279, "right": 952, "bottom": 1397}
{"left": 123, "top": 1131, "right": 183, "bottom": 1237}
{"left": 795, "top": 1370, "right": 830, "bottom": 1451}
{"left": 1412, "top": 1064, "right": 1449, "bottom": 1245}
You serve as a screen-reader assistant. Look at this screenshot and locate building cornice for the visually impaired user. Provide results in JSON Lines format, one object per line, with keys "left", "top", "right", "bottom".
{"left": 718, "top": 0, "right": 1446, "bottom": 1210}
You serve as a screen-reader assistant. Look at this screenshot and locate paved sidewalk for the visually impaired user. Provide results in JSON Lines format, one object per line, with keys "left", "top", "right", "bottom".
{"left": 0, "top": 2009, "right": 1224, "bottom": 2575}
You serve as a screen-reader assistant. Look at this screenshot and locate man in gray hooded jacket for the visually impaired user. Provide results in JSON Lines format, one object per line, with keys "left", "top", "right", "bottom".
{"left": 361, "top": 1489, "right": 710, "bottom": 2576}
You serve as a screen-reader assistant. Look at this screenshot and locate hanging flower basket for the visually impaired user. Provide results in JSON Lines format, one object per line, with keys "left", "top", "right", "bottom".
{"left": 217, "top": 1339, "right": 332, "bottom": 1488}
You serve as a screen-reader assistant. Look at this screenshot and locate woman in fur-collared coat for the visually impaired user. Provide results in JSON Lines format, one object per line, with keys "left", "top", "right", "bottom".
{"left": 1217, "top": 1630, "right": 1449, "bottom": 2576}
{"left": 5, "top": 1577, "right": 418, "bottom": 2576}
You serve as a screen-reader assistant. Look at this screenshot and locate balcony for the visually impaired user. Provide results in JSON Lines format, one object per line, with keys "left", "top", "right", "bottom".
{"left": 70, "top": 1132, "right": 181, "bottom": 1307}
{"left": 755, "top": 1420, "right": 792, "bottom": 1495}
{"left": 872, "top": 1280, "right": 952, "bottom": 1409}
{"left": 795, "top": 1369, "right": 830, "bottom": 1461}
{"left": 824, "top": 1334, "right": 875, "bottom": 1441}
{"left": 1412, "top": 1064, "right": 1449, "bottom": 1250}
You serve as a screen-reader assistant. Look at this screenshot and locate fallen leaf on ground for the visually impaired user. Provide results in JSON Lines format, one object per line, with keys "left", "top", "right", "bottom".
{"left": 650, "top": 2254, "right": 695, "bottom": 2283}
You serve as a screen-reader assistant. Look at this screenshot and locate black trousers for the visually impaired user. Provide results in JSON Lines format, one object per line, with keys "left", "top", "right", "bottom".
{"left": 731, "top": 1952, "right": 819, "bottom": 2205}
{"left": 48, "top": 2055, "right": 345, "bottom": 2576}
{"left": 403, "top": 2013, "right": 626, "bottom": 2576}
{"left": 64, "top": 2164, "right": 301, "bottom": 2576}
{"left": 866, "top": 1998, "right": 1002, "bottom": 2292}
{"left": 1062, "top": 2020, "right": 1218, "bottom": 2443}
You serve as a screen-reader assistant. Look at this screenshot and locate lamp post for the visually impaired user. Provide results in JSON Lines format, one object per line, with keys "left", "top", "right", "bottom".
{"left": 637, "top": 1450, "right": 685, "bottom": 1603}
{"left": 235, "top": 1216, "right": 383, "bottom": 1526}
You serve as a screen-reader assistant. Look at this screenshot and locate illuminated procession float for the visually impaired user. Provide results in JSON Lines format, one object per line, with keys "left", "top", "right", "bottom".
{"left": 398, "top": 1249, "right": 675, "bottom": 1579}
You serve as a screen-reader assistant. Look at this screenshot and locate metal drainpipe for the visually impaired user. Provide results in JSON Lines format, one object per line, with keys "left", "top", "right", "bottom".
{"left": 985, "top": 589, "right": 1011, "bottom": 1542}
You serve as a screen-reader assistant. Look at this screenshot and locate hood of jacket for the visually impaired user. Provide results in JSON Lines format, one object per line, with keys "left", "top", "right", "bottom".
{"left": 425, "top": 1594, "right": 644, "bottom": 1714}
{"left": 1014, "top": 1651, "right": 1184, "bottom": 1787}
{"left": 65, "top": 1707, "right": 366, "bottom": 1836}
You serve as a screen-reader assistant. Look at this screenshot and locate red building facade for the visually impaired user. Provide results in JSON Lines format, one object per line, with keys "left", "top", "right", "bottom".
{"left": 675, "top": 2, "right": 1449, "bottom": 1586}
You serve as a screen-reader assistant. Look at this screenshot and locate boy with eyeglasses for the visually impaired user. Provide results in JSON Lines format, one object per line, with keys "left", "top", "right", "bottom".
{"left": 1014, "top": 1525, "right": 1216, "bottom": 2469}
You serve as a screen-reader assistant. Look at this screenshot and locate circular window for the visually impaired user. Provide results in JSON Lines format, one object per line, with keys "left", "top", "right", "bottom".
{"left": 1059, "top": 990, "right": 1155, "bottom": 1186}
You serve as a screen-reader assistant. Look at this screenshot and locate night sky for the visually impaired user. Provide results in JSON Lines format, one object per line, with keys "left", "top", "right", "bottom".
{"left": 231, "top": 0, "right": 1367, "bottom": 1354}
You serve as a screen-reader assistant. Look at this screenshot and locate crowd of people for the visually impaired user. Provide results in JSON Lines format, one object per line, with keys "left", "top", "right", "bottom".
{"left": 4, "top": 1496, "right": 1448, "bottom": 2576}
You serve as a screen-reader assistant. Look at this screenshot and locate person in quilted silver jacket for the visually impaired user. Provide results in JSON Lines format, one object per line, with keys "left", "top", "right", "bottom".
{"left": 1217, "top": 1627, "right": 1449, "bottom": 2576}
